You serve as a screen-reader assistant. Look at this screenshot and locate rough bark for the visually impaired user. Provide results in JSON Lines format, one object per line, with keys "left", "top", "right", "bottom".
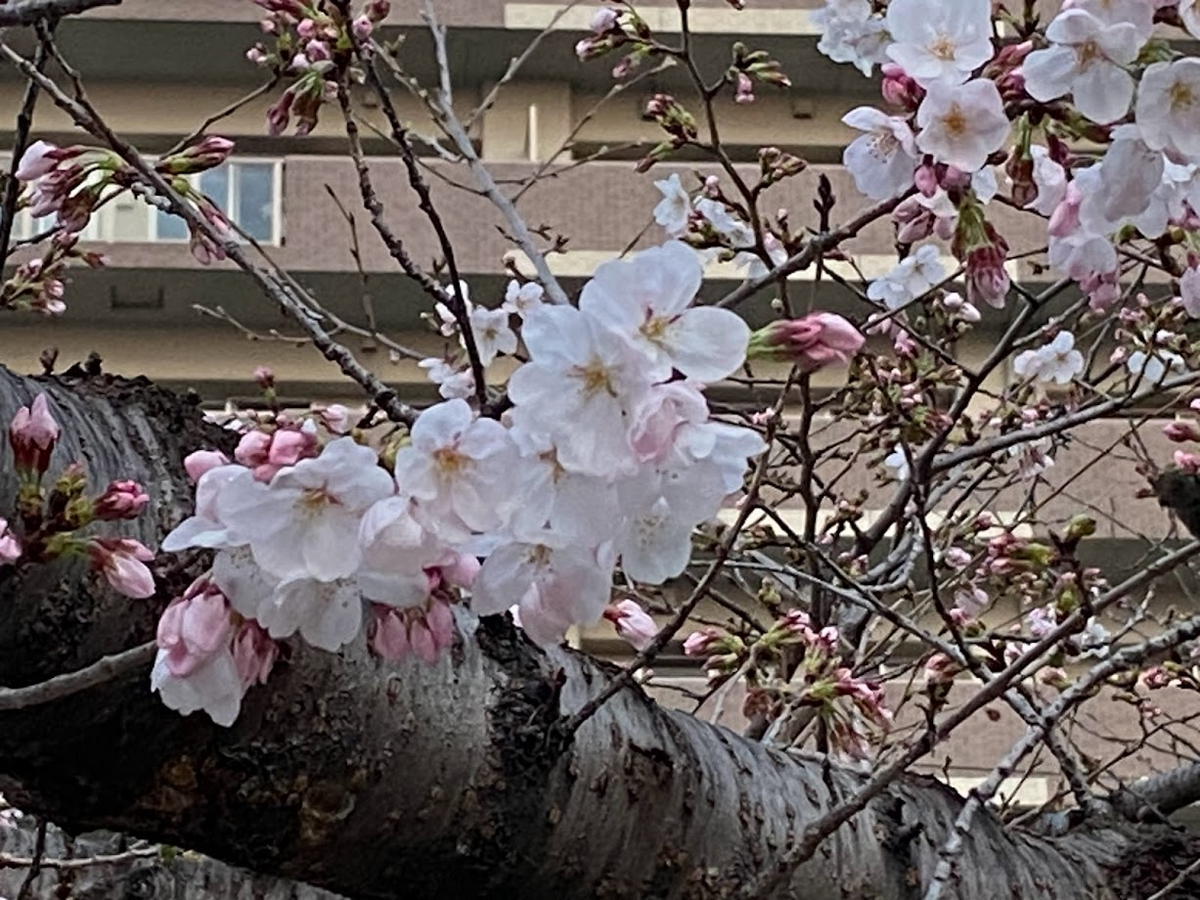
{"left": 0, "top": 365, "right": 1196, "bottom": 900}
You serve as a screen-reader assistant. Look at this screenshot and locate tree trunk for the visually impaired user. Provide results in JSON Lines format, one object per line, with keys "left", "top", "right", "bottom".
{"left": 0, "top": 365, "right": 1195, "bottom": 900}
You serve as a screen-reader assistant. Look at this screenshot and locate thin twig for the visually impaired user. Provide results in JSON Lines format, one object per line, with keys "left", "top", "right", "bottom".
{"left": 0, "top": 641, "right": 155, "bottom": 711}
{"left": 0, "top": 26, "right": 51, "bottom": 263}
{"left": 15, "top": 820, "right": 45, "bottom": 900}
{"left": 411, "top": 0, "right": 571, "bottom": 307}
{"left": 161, "top": 78, "right": 280, "bottom": 158}
{"left": 0, "top": 845, "right": 158, "bottom": 870}
{"left": 0, "top": 0, "right": 116, "bottom": 26}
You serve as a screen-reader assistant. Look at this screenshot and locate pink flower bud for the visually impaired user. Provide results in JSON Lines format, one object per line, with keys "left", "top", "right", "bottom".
{"left": 157, "top": 579, "right": 232, "bottom": 677}
{"left": 734, "top": 72, "right": 755, "bottom": 105}
{"left": 88, "top": 537, "right": 156, "bottom": 599}
{"left": 253, "top": 365, "right": 275, "bottom": 389}
{"left": 603, "top": 599, "right": 658, "bottom": 651}
{"left": 315, "top": 403, "right": 351, "bottom": 434}
{"left": 351, "top": 14, "right": 373, "bottom": 40}
{"left": 683, "top": 627, "right": 722, "bottom": 656}
{"left": 266, "top": 426, "right": 317, "bottom": 468}
{"left": 184, "top": 449, "right": 230, "bottom": 483}
{"left": 370, "top": 605, "right": 410, "bottom": 661}
{"left": 747, "top": 313, "right": 865, "bottom": 371}
{"left": 9, "top": 393, "right": 60, "bottom": 477}
{"left": 0, "top": 518, "right": 21, "bottom": 566}
{"left": 235, "top": 429, "right": 272, "bottom": 468}
{"left": 93, "top": 480, "right": 150, "bottom": 521}
{"left": 1165, "top": 419, "right": 1200, "bottom": 443}
{"left": 232, "top": 620, "right": 277, "bottom": 687}
{"left": 913, "top": 163, "right": 939, "bottom": 196}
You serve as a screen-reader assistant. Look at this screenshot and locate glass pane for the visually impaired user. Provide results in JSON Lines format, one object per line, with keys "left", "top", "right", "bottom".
{"left": 155, "top": 209, "right": 189, "bottom": 241}
{"left": 199, "top": 167, "right": 230, "bottom": 208}
{"left": 236, "top": 163, "right": 275, "bottom": 242}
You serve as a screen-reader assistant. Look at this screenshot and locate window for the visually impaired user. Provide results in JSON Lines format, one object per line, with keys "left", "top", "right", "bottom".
{"left": 154, "top": 160, "right": 281, "bottom": 244}
{"left": 13, "top": 159, "right": 283, "bottom": 246}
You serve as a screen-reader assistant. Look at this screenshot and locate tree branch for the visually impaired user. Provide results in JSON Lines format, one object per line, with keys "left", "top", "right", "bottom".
{"left": 0, "top": 0, "right": 117, "bottom": 26}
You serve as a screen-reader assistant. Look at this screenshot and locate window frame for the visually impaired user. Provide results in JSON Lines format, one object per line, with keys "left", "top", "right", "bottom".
{"left": 149, "top": 157, "right": 284, "bottom": 246}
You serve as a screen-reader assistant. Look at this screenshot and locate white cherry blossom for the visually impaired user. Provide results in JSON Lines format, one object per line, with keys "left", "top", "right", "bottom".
{"left": 151, "top": 646, "right": 244, "bottom": 727}
{"left": 472, "top": 542, "right": 614, "bottom": 646}
{"left": 503, "top": 279, "right": 545, "bottom": 317}
{"left": 1136, "top": 58, "right": 1200, "bottom": 160}
{"left": 418, "top": 358, "right": 475, "bottom": 401}
{"left": 884, "top": 0, "right": 993, "bottom": 87}
{"left": 1012, "top": 332, "right": 1085, "bottom": 385}
{"left": 867, "top": 244, "right": 946, "bottom": 310}
{"left": 653, "top": 173, "right": 691, "bottom": 237}
{"left": 615, "top": 462, "right": 727, "bottom": 584}
{"left": 1181, "top": 266, "right": 1200, "bottom": 317}
{"left": 256, "top": 577, "right": 363, "bottom": 651}
{"left": 225, "top": 436, "right": 395, "bottom": 583}
{"left": 1128, "top": 349, "right": 1188, "bottom": 383}
{"left": 915, "top": 79, "right": 1010, "bottom": 172}
{"left": 1020, "top": 8, "right": 1140, "bottom": 124}
{"left": 580, "top": 240, "right": 750, "bottom": 382}
{"left": 813, "top": 0, "right": 891, "bottom": 75}
{"left": 1027, "top": 145, "right": 1067, "bottom": 217}
{"left": 468, "top": 306, "right": 517, "bottom": 366}
{"left": 393, "top": 398, "right": 519, "bottom": 534}
{"left": 507, "top": 303, "right": 652, "bottom": 477}
{"left": 841, "top": 107, "right": 919, "bottom": 200}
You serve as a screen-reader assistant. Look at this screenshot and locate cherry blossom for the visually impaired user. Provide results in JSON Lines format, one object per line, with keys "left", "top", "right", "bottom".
{"left": 915, "top": 79, "right": 1009, "bottom": 173}
{"left": 813, "top": 0, "right": 890, "bottom": 76}
{"left": 1020, "top": 8, "right": 1140, "bottom": 124}
{"left": 1012, "top": 332, "right": 1085, "bottom": 385}
{"left": 867, "top": 244, "right": 945, "bottom": 310}
{"left": 472, "top": 541, "right": 614, "bottom": 646}
{"left": 580, "top": 240, "right": 750, "bottom": 383}
{"left": 418, "top": 357, "right": 475, "bottom": 401}
{"left": 615, "top": 462, "right": 726, "bottom": 584}
{"left": 604, "top": 599, "right": 658, "bottom": 651}
{"left": 151, "top": 642, "right": 245, "bottom": 727}
{"left": 393, "top": 399, "right": 519, "bottom": 534}
{"left": 502, "top": 280, "right": 545, "bottom": 317}
{"left": 1135, "top": 59, "right": 1200, "bottom": 160}
{"left": 1181, "top": 266, "right": 1200, "bottom": 318}
{"left": 223, "top": 436, "right": 395, "bottom": 582}
{"left": 1127, "top": 349, "right": 1188, "bottom": 383}
{"left": 884, "top": 0, "right": 993, "bottom": 88}
{"left": 652, "top": 173, "right": 691, "bottom": 237}
{"left": 88, "top": 537, "right": 156, "bottom": 599}
{"left": 841, "top": 107, "right": 919, "bottom": 201}
{"left": 468, "top": 306, "right": 517, "bottom": 367}
{"left": 1027, "top": 145, "right": 1067, "bottom": 217}
{"left": 507, "top": 304, "right": 651, "bottom": 477}
{"left": 256, "top": 577, "right": 363, "bottom": 651}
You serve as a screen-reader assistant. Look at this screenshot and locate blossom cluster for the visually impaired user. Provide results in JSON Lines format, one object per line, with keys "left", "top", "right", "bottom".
{"left": 160, "top": 240, "right": 767, "bottom": 724}
{"left": 246, "top": 0, "right": 390, "bottom": 135}
{"left": 2, "top": 394, "right": 156, "bottom": 598}
{"left": 13, "top": 136, "right": 238, "bottom": 273}
{"left": 811, "top": 0, "right": 1200, "bottom": 319}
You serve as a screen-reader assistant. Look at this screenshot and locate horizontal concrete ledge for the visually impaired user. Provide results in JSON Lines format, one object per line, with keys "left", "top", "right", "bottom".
{"left": 503, "top": 3, "right": 819, "bottom": 35}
